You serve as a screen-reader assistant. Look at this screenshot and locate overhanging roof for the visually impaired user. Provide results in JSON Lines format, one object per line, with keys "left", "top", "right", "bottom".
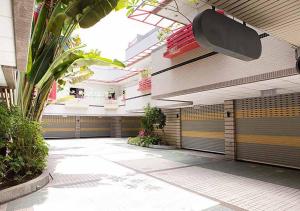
{"left": 87, "top": 66, "right": 139, "bottom": 84}
{"left": 207, "top": 0, "right": 300, "bottom": 47}
{"left": 128, "top": 0, "right": 185, "bottom": 29}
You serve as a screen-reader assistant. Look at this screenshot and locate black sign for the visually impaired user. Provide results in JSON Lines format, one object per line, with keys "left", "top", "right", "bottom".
{"left": 193, "top": 9, "right": 262, "bottom": 61}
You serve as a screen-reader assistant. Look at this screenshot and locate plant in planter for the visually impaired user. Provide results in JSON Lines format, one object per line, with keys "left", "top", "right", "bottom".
{"left": 0, "top": 104, "right": 48, "bottom": 188}
{"left": 141, "top": 104, "right": 166, "bottom": 137}
{"left": 127, "top": 104, "right": 166, "bottom": 147}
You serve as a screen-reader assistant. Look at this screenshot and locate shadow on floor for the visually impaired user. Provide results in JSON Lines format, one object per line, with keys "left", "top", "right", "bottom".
{"left": 116, "top": 142, "right": 300, "bottom": 190}
{"left": 196, "top": 159, "right": 300, "bottom": 189}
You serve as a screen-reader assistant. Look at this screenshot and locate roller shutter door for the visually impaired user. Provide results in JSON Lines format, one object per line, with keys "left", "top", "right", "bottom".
{"left": 121, "top": 117, "right": 141, "bottom": 137}
{"left": 80, "top": 116, "right": 111, "bottom": 137}
{"left": 181, "top": 105, "right": 225, "bottom": 153}
{"left": 236, "top": 93, "right": 300, "bottom": 169}
{"left": 42, "top": 115, "right": 76, "bottom": 138}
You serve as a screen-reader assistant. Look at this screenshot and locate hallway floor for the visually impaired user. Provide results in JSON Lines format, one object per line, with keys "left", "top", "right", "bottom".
{"left": 1, "top": 138, "right": 300, "bottom": 211}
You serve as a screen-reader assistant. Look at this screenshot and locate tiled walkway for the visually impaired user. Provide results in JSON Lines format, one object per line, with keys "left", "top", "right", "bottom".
{"left": 1, "top": 138, "right": 300, "bottom": 211}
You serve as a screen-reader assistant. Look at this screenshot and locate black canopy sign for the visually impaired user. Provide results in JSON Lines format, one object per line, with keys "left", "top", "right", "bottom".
{"left": 192, "top": 9, "right": 262, "bottom": 61}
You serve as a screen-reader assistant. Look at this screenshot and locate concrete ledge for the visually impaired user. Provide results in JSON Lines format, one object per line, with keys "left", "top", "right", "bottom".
{"left": 149, "top": 144, "right": 177, "bottom": 150}
{"left": 0, "top": 170, "right": 50, "bottom": 204}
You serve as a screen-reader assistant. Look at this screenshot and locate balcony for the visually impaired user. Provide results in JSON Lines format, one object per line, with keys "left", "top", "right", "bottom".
{"left": 163, "top": 24, "right": 199, "bottom": 59}
{"left": 138, "top": 77, "right": 151, "bottom": 91}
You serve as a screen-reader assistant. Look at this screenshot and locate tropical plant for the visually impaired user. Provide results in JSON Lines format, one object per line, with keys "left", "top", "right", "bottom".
{"left": 141, "top": 104, "right": 166, "bottom": 136}
{"left": 18, "top": 0, "right": 128, "bottom": 121}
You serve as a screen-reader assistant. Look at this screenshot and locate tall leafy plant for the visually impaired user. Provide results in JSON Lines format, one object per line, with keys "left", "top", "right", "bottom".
{"left": 141, "top": 104, "right": 166, "bottom": 136}
{"left": 18, "top": 0, "right": 128, "bottom": 121}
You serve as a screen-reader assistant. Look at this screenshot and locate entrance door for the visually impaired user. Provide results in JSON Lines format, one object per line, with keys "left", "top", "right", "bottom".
{"left": 181, "top": 105, "right": 225, "bottom": 153}
{"left": 236, "top": 93, "right": 300, "bottom": 169}
{"left": 42, "top": 115, "right": 76, "bottom": 138}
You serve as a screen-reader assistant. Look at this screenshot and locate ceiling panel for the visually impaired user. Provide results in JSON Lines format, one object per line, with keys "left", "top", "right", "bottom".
{"left": 207, "top": 0, "right": 300, "bottom": 46}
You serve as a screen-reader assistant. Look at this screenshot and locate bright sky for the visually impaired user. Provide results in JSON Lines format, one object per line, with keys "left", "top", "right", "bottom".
{"left": 77, "top": 9, "right": 154, "bottom": 62}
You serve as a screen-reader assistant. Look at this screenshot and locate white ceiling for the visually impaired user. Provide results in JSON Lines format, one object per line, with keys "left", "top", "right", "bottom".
{"left": 166, "top": 74, "right": 300, "bottom": 105}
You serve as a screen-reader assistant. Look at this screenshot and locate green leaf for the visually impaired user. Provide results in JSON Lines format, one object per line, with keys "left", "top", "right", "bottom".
{"left": 115, "top": 0, "right": 129, "bottom": 11}
{"left": 78, "top": 0, "right": 119, "bottom": 28}
{"left": 47, "top": 12, "right": 67, "bottom": 36}
{"left": 69, "top": 69, "right": 94, "bottom": 84}
{"left": 31, "top": 3, "right": 48, "bottom": 61}
{"left": 27, "top": 40, "right": 57, "bottom": 85}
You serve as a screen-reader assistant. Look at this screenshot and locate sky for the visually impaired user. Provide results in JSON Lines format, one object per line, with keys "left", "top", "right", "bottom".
{"left": 77, "top": 9, "right": 154, "bottom": 62}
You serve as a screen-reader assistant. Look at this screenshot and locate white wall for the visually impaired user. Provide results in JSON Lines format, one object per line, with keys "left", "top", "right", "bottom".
{"left": 0, "top": 0, "right": 16, "bottom": 66}
{"left": 43, "top": 103, "right": 142, "bottom": 116}
{"left": 44, "top": 81, "right": 132, "bottom": 116}
{"left": 126, "top": 29, "right": 159, "bottom": 60}
{"left": 123, "top": 84, "right": 150, "bottom": 112}
{"left": 151, "top": 36, "right": 295, "bottom": 97}
{"left": 57, "top": 81, "right": 121, "bottom": 106}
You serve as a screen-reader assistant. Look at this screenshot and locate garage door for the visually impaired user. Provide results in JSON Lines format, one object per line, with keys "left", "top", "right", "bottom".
{"left": 236, "top": 93, "right": 300, "bottom": 169}
{"left": 80, "top": 116, "right": 111, "bottom": 137}
{"left": 121, "top": 117, "right": 141, "bottom": 137}
{"left": 181, "top": 105, "right": 225, "bottom": 153}
{"left": 42, "top": 115, "right": 76, "bottom": 138}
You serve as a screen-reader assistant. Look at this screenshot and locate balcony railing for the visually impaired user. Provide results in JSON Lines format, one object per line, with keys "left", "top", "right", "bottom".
{"left": 104, "top": 99, "right": 119, "bottom": 110}
{"left": 163, "top": 24, "right": 199, "bottom": 59}
{"left": 138, "top": 77, "right": 151, "bottom": 91}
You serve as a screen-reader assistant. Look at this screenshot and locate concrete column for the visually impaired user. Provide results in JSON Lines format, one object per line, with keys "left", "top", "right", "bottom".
{"left": 224, "top": 100, "right": 236, "bottom": 160}
{"left": 75, "top": 116, "right": 80, "bottom": 138}
{"left": 154, "top": 109, "right": 182, "bottom": 148}
{"left": 111, "top": 117, "right": 122, "bottom": 138}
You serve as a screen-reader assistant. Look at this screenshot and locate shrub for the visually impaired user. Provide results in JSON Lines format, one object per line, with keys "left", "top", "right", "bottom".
{"left": 128, "top": 135, "right": 160, "bottom": 147}
{"left": 0, "top": 104, "right": 48, "bottom": 186}
{"left": 141, "top": 136, "right": 160, "bottom": 147}
{"left": 128, "top": 137, "right": 142, "bottom": 146}
{"left": 141, "top": 104, "right": 166, "bottom": 136}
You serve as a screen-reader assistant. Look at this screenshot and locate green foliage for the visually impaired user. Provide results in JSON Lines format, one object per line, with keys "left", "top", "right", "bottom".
{"left": 140, "top": 69, "right": 149, "bottom": 78}
{"left": 128, "top": 135, "right": 160, "bottom": 147}
{"left": 128, "top": 136, "right": 141, "bottom": 145}
{"left": 141, "top": 135, "right": 160, "bottom": 146}
{"left": 18, "top": 0, "right": 128, "bottom": 121}
{"left": 0, "top": 104, "right": 48, "bottom": 185}
{"left": 141, "top": 104, "right": 166, "bottom": 136}
{"left": 126, "top": 0, "right": 159, "bottom": 16}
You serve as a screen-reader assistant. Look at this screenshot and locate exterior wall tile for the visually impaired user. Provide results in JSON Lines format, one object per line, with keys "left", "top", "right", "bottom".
{"left": 224, "top": 100, "right": 236, "bottom": 160}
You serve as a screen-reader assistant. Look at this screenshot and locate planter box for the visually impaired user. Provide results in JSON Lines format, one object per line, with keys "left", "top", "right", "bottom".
{"left": 138, "top": 77, "right": 151, "bottom": 91}
{"left": 164, "top": 24, "right": 200, "bottom": 59}
{"left": 0, "top": 170, "right": 50, "bottom": 204}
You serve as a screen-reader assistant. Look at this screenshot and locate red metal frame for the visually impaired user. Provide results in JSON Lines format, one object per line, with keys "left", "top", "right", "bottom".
{"left": 128, "top": 0, "right": 185, "bottom": 29}
{"left": 163, "top": 24, "right": 199, "bottom": 58}
{"left": 163, "top": 10, "right": 224, "bottom": 59}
